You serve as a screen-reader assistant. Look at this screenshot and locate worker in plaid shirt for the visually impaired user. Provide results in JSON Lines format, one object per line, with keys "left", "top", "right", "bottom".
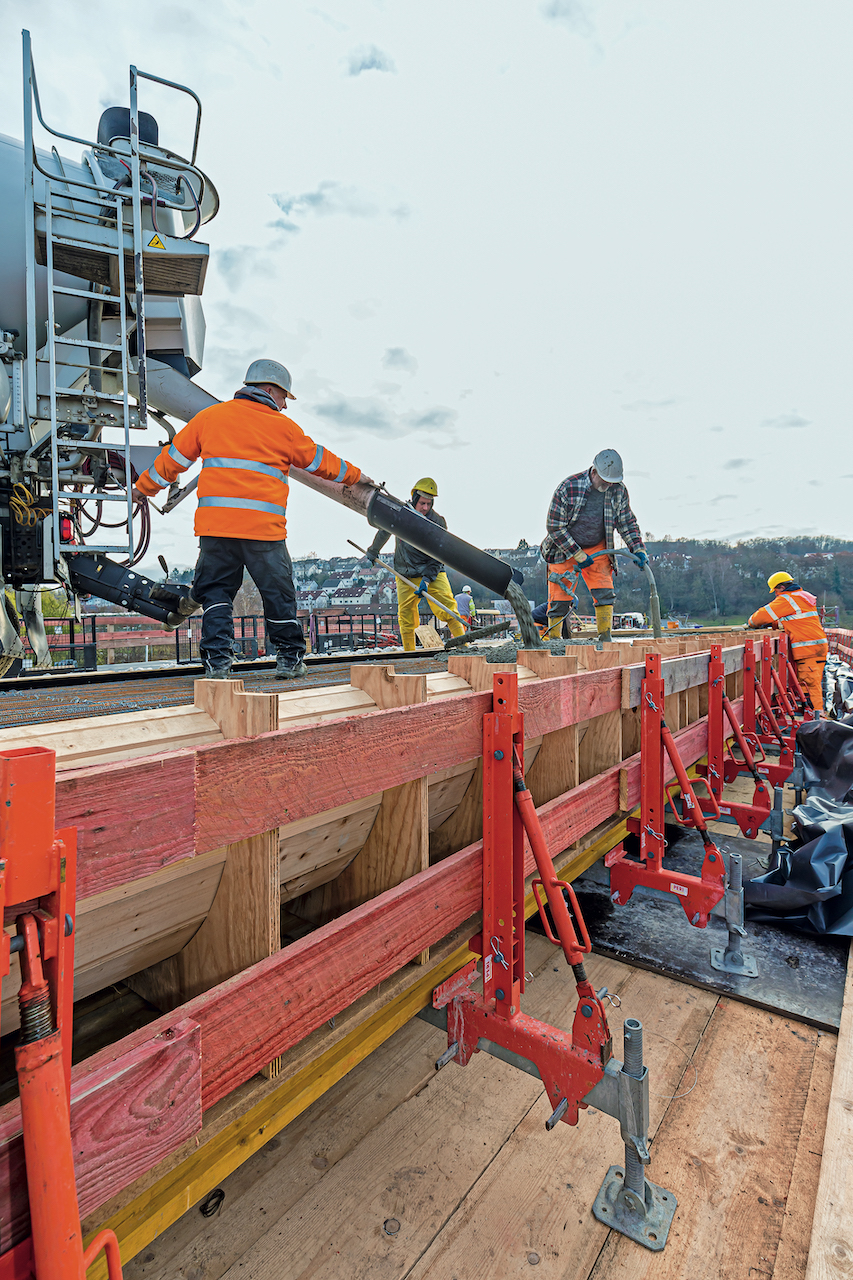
{"left": 540, "top": 449, "right": 647, "bottom": 643}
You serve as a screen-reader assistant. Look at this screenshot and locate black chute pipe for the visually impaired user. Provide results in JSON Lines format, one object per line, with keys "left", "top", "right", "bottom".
{"left": 367, "top": 490, "right": 523, "bottom": 596}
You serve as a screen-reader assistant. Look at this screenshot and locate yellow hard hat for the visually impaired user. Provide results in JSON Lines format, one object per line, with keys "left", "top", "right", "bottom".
{"left": 768, "top": 571, "right": 794, "bottom": 592}
{"left": 411, "top": 477, "right": 438, "bottom": 499}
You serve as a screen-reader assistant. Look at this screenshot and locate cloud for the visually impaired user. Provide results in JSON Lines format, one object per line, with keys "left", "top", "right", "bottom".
{"left": 312, "top": 394, "right": 459, "bottom": 443}
{"left": 723, "top": 458, "right": 752, "bottom": 470}
{"left": 215, "top": 246, "right": 269, "bottom": 291}
{"left": 761, "top": 413, "right": 810, "bottom": 430}
{"left": 541, "top": 0, "right": 596, "bottom": 37}
{"left": 708, "top": 494, "right": 736, "bottom": 504}
{"left": 272, "top": 182, "right": 379, "bottom": 220}
{"left": 620, "top": 397, "right": 680, "bottom": 412}
{"left": 382, "top": 347, "right": 418, "bottom": 374}
{"left": 709, "top": 426, "right": 724, "bottom": 433}
{"left": 347, "top": 45, "right": 396, "bottom": 76}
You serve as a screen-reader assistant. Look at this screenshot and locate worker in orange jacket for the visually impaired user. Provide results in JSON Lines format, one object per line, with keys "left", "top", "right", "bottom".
{"left": 747, "top": 571, "right": 829, "bottom": 715}
{"left": 135, "top": 359, "right": 373, "bottom": 680}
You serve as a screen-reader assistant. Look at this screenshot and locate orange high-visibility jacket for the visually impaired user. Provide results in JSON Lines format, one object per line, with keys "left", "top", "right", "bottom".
{"left": 136, "top": 398, "right": 361, "bottom": 540}
{"left": 747, "top": 590, "right": 828, "bottom": 661}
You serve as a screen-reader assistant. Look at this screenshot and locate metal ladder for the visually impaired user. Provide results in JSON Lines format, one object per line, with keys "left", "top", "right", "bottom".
{"left": 22, "top": 31, "right": 150, "bottom": 569}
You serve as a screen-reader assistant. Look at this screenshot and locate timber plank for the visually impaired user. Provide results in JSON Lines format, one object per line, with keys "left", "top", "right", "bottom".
{"left": 56, "top": 751, "right": 196, "bottom": 899}
{"left": 775, "top": 1031, "right": 837, "bottom": 1280}
{"left": 0, "top": 1018, "right": 201, "bottom": 1251}
{"left": 590, "top": 1000, "right": 821, "bottom": 1280}
{"left": 805, "top": 939, "right": 853, "bottom": 1280}
{"left": 407, "top": 967, "right": 715, "bottom": 1280}
{"left": 212, "top": 960, "right": 712, "bottom": 1280}
{"left": 124, "top": 931, "right": 559, "bottom": 1279}
{"left": 193, "top": 670, "right": 624, "bottom": 853}
{"left": 194, "top": 692, "right": 490, "bottom": 851}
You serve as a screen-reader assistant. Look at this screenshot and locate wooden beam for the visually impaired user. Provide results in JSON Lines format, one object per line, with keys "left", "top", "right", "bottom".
{"left": 55, "top": 751, "right": 195, "bottom": 900}
{"left": 0, "top": 1017, "right": 201, "bottom": 1252}
{"left": 805, "top": 938, "right": 853, "bottom": 1279}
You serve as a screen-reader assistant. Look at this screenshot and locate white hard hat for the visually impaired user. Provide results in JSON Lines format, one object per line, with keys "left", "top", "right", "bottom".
{"left": 593, "top": 449, "right": 623, "bottom": 482}
{"left": 244, "top": 359, "right": 296, "bottom": 400}
{"left": 463, "top": 585, "right": 472, "bottom": 594}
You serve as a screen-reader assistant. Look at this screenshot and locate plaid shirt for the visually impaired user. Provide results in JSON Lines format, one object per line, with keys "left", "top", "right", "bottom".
{"left": 540, "top": 469, "right": 644, "bottom": 563}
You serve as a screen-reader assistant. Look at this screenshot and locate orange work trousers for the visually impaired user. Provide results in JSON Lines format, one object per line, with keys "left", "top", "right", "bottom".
{"left": 547, "top": 540, "right": 614, "bottom": 610}
{"left": 795, "top": 656, "right": 826, "bottom": 714}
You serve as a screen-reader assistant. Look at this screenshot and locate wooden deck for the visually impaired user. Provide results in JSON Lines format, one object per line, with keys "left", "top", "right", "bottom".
{"left": 124, "top": 929, "right": 842, "bottom": 1280}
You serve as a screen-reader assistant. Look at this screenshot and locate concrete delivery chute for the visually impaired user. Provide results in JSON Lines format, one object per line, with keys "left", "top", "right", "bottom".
{"left": 0, "top": 32, "right": 539, "bottom": 677}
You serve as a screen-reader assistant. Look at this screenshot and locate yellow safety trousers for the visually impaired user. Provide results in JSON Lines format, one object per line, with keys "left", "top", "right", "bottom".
{"left": 397, "top": 572, "right": 466, "bottom": 651}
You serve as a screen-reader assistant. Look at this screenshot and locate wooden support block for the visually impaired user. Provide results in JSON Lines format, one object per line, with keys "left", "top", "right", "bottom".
{"left": 297, "top": 666, "right": 431, "bottom": 962}
{"left": 129, "top": 680, "right": 281, "bottom": 1077}
{"left": 0, "top": 1017, "right": 201, "bottom": 1253}
{"left": 446, "top": 654, "right": 516, "bottom": 691}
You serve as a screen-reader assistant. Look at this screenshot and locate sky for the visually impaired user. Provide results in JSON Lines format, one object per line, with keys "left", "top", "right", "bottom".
{"left": 2, "top": 0, "right": 852, "bottom": 572}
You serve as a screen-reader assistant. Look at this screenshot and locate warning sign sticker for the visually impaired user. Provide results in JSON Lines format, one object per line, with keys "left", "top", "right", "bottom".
{"left": 147, "top": 234, "right": 166, "bottom": 250}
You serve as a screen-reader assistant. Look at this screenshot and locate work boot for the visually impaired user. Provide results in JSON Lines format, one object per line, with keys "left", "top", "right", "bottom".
{"left": 275, "top": 654, "right": 308, "bottom": 680}
{"left": 203, "top": 664, "right": 232, "bottom": 680}
{"left": 594, "top": 605, "right": 613, "bottom": 645}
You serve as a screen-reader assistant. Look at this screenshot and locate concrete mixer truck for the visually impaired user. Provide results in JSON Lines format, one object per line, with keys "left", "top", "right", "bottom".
{"left": 0, "top": 32, "right": 534, "bottom": 677}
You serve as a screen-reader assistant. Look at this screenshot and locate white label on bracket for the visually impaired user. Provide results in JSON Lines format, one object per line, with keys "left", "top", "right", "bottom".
{"left": 484, "top": 954, "right": 493, "bottom": 983}
{"left": 671, "top": 883, "right": 688, "bottom": 896}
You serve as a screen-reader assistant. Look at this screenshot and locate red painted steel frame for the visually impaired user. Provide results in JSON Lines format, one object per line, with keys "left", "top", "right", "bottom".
{"left": 697, "top": 645, "right": 771, "bottom": 839}
{"left": 740, "top": 638, "right": 797, "bottom": 786}
{"left": 0, "top": 750, "right": 123, "bottom": 1280}
{"left": 608, "top": 654, "right": 726, "bottom": 927}
{"left": 438, "top": 674, "right": 611, "bottom": 1127}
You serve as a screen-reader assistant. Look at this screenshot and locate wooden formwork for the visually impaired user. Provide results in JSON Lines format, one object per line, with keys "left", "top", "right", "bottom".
{"left": 2, "top": 630, "right": 822, "bottom": 1274}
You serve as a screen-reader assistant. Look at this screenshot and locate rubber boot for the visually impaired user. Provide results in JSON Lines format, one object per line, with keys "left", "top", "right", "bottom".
{"left": 595, "top": 605, "right": 613, "bottom": 645}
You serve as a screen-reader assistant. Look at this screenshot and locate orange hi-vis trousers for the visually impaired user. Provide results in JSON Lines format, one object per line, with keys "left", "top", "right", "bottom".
{"left": 795, "top": 655, "right": 827, "bottom": 714}
{"left": 547, "top": 541, "right": 615, "bottom": 612}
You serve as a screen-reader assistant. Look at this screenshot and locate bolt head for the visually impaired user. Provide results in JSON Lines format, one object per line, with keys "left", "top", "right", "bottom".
{"left": 581, "top": 1003, "right": 593, "bottom": 1018}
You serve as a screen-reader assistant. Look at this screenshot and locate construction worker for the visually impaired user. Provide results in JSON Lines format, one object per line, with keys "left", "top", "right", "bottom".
{"left": 540, "top": 449, "right": 647, "bottom": 643}
{"left": 454, "top": 584, "right": 477, "bottom": 625}
{"left": 366, "top": 478, "right": 466, "bottom": 651}
{"left": 134, "top": 359, "right": 373, "bottom": 680}
{"left": 747, "top": 572, "right": 829, "bottom": 715}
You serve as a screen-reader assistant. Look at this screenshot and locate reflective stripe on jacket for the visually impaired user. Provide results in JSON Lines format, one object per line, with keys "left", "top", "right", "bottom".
{"left": 136, "top": 399, "right": 361, "bottom": 540}
{"left": 748, "top": 590, "right": 829, "bottom": 660}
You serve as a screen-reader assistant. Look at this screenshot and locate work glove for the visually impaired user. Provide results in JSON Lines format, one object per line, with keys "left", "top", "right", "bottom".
{"left": 634, "top": 550, "right": 649, "bottom": 569}
{"left": 416, "top": 577, "right": 429, "bottom": 598}
{"left": 576, "top": 553, "right": 595, "bottom": 570}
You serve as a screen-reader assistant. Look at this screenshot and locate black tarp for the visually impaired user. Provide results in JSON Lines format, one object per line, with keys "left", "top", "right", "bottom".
{"left": 744, "top": 702, "right": 853, "bottom": 936}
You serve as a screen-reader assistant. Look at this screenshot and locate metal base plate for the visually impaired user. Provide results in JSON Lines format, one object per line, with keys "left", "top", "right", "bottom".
{"left": 592, "top": 1166, "right": 677, "bottom": 1250}
{"left": 709, "top": 946, "right": 759, "bottom": 978}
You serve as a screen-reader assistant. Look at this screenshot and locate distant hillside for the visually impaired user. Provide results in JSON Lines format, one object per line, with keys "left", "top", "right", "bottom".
{"left": 451, "top": 536, "right": 853, "bottom": 624}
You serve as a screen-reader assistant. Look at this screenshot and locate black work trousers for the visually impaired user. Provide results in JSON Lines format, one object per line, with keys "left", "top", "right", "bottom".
{"left": 192, "top": 536, "right": 305, "bottom": 670}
